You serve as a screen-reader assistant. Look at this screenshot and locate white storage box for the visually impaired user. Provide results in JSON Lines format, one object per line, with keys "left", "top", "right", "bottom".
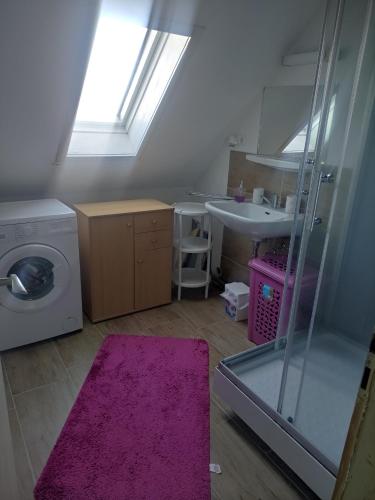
{"left": 220, "top": 282, "right": 249, "bottom": 321}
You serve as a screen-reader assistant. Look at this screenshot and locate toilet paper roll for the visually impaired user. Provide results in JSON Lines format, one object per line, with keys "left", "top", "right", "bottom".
{"left": 285, "top": 194, "right": 297, "bottom": 214}
{"left": 252, "top": 187, "right": 264, "bottom": 205}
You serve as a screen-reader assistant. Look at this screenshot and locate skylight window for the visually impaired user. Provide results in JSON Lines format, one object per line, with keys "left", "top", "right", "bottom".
{"left": 283, "top": 95, "right": 336, "bottom": 154}
{"left": 283, "top": 120, "right": 318, "bottom": 153}
{"left": 68, "top": 7, "right": 190, "bottom": 157}
{"left": 76, "top": 19, "right": 147, "bottom": 124}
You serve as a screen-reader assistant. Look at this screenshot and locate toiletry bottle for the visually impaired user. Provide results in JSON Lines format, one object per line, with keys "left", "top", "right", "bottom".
{"left": 235, "top": 180, "right": 245, "bottom": 202}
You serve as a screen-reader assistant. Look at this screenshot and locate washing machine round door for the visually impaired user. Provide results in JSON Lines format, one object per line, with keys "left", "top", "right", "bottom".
{"left": 0, "top": 244, "right": 71, "bottom": 312}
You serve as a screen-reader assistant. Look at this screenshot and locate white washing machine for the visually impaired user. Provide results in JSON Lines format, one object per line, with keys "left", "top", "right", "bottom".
{"left": 0, "top": 199, "right": 83, "bottom": 350}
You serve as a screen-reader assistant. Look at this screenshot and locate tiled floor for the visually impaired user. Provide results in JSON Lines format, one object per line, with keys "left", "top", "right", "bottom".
{"left": 2, "top": 291, "right": 311, "bottom": 499}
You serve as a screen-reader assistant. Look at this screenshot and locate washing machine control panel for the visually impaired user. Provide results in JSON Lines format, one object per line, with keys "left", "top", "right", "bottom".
{"left": 15, "top": 223, "right": 38, "bottom": 241}
{"left": 0, "top": 218, "right": 77, "bottom": 246}
{"left": 46, "top": 219, "right": 77, "bottom": 235}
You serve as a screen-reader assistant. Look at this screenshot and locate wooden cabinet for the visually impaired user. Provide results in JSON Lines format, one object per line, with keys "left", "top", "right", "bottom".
{"left": 74, "top": 199, "right": 173, "bottom": 322}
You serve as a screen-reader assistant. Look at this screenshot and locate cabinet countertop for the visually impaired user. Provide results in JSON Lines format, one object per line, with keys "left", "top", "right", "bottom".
{"left": 74, "top": 199, "right": 173, "bottom": 217}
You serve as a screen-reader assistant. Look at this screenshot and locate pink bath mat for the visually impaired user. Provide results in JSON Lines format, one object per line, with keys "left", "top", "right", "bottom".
{"left": 34, "top": 335, "right": 210, "bottom": 499}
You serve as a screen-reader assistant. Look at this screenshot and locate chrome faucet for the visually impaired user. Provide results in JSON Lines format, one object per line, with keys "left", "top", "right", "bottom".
{"left": 263, "top": 192, "right": 279, "bottom": 209}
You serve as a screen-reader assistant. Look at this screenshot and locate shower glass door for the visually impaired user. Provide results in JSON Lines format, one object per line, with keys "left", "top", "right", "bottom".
{"left": 277, "top": 0, "right": 375, "bottom": 473}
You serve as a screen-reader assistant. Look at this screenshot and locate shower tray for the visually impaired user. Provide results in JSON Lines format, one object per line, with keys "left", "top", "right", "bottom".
{"left": 214, "top": 330, "right": 368, "bottom": 500}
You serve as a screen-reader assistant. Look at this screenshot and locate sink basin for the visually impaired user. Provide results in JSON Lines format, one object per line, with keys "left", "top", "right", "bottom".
{"left": 205, "top": 200, "right": 298, "bottom": 240}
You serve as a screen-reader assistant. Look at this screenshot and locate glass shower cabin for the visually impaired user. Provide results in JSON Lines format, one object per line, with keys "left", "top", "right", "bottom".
{"left": 214, "top": 0, "right": 375, "bottom": 498}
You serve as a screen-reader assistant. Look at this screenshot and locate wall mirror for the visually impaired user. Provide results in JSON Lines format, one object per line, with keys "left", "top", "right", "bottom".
{"left": 257, "top": 85, "right": 315, "bottom": 157}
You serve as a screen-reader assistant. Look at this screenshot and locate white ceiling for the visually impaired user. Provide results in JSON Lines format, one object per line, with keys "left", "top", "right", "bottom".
{"left": 0, "top": 0, "right": 324, "bottom": 202}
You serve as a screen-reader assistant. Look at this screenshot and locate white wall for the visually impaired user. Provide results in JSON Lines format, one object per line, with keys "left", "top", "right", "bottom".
{"left": 0, "top": 0, "right": 323, "bottom": 207}
{"left": 0, "top": 0, "right": 99, "bottom": 199}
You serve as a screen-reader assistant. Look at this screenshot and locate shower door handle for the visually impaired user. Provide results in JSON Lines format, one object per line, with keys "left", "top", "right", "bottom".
{"left": 321, "top": 173, "right": 335, "bottom": 183}
{"left": 309, "top": 172, "right": 335, "bottom": 231}
{"left": 313, "top": 217, "right": 322, "bottom": 225}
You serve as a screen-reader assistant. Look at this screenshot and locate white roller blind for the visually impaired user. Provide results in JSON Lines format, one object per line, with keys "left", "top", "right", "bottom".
{"left": 105, "top": 0, "right": 200, "bottom": 36}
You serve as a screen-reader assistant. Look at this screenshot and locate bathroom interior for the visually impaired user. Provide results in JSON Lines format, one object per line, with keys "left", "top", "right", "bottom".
{"left": 0, "top": 0, "right": 374, "bottom": 498}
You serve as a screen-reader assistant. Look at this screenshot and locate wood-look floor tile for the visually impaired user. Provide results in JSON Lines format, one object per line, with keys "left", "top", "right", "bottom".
{"left": 8, "top": 409, "right": 35, "bottom": 499}
{"left": 147, "top": 316, "right": 200, "bottom": 339}
{"left": 171, "top": 298, "right": 226, "bottom": 329}
{"left": 131, "top": 304, "right": 183, "bottom": 328}
{"left": 97, "top": 305, "right": 184, "bottom": 336}
{"left": 207, "top": 344, "right": 226, "bottom": 379}
{"left": 210, "top": 399, "right": 301, "bottom": 500}
{"left": 199, "top": 320, "right": 253, "bottom": 359}
{"left": 66, "top": 362, "right": 92, "bottom": 393}
{"left": 3, "top": 341, "right": 69, "bottom": 395}
{"left": 55, "top": 326, "right": 103, "bottom": 369}
{"left": 14, "top": 380, "right": 76, "bottom": 477}
{"left": 222, "top": 317, "right": 249, "bottom": 337}
{"left": 2, "top": 360, "right": 14, "bottom": 410}
{"left": 96, "top": 315, "right": 152, "bottom": 336}
{"left": 55, "top": 326, "right": 104, "bottom": 393}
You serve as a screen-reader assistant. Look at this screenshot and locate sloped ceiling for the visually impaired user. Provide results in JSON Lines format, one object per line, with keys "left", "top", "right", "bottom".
{"left": 0, "top": 0, "right": 324, "bottom": 202}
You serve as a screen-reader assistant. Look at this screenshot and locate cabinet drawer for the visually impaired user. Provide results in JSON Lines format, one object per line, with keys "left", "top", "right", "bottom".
{"left": 134, "top": 210, "right": 172, "bottom": 233}
{"left": 135, "top": 230, "right": 171, "bottom": 252}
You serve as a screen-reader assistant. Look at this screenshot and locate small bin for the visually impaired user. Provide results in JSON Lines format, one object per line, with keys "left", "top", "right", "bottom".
{"left": 220, "top": 282, "right": 249, "bottom": 321}
{"left": 248, "top": 254, "right": 317, "bottom": 345}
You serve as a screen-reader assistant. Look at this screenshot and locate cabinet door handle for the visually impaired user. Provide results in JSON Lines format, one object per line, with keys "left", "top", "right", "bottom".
{"left": 151, "top": 219, "right": 157, "bottom": 224}
{"left": 151, "top": 239, "right": 158, "bottom": 244}
{"left": 313, "top": 217, "right": 322, "bottom": 225}
{"left": 310, "top": 171, "right": 335, "bottom": 231}
{"left": 137, "top": 259, "right": 144, "bottom": 264}
{"left": 127, "top": 223, "right": 132, "bottom": 228}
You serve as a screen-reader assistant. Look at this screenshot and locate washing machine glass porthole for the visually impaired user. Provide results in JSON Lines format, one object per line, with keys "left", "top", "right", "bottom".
{"left": 7, "top": 256, "right": 54, "bottom": 301}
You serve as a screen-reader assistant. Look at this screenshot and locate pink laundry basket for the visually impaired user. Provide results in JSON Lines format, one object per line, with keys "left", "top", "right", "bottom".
{"left": 248, "top": 254, "right": 317, "bottom": 345}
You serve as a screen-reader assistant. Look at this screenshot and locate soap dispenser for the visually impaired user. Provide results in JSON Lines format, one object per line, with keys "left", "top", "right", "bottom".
{"left": 235, "top": 180, "right": 245, "bottom": 202}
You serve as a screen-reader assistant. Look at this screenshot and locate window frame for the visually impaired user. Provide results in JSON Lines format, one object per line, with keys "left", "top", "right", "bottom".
{"left": 117, "top": 30, "right": 169, "bottom": 132}
{"left": 73, "top": 29, "right": 173, "bottom": 135}
{"left": 67, "top": 25, "right": 190, "bottom": 158}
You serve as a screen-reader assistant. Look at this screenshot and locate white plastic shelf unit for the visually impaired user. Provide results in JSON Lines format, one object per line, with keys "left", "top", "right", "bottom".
{"left": 173, "top": 202, "right": 212, "bottom": 300}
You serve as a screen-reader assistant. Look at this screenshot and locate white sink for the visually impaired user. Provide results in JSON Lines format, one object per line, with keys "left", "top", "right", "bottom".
{"left": 205, "top": 200, "right": 297, "bottom": 241}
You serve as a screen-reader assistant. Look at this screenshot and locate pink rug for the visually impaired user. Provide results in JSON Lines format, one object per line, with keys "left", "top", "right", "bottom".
{"left": 34, "top": 335, "right": 210, "bottom": 500}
